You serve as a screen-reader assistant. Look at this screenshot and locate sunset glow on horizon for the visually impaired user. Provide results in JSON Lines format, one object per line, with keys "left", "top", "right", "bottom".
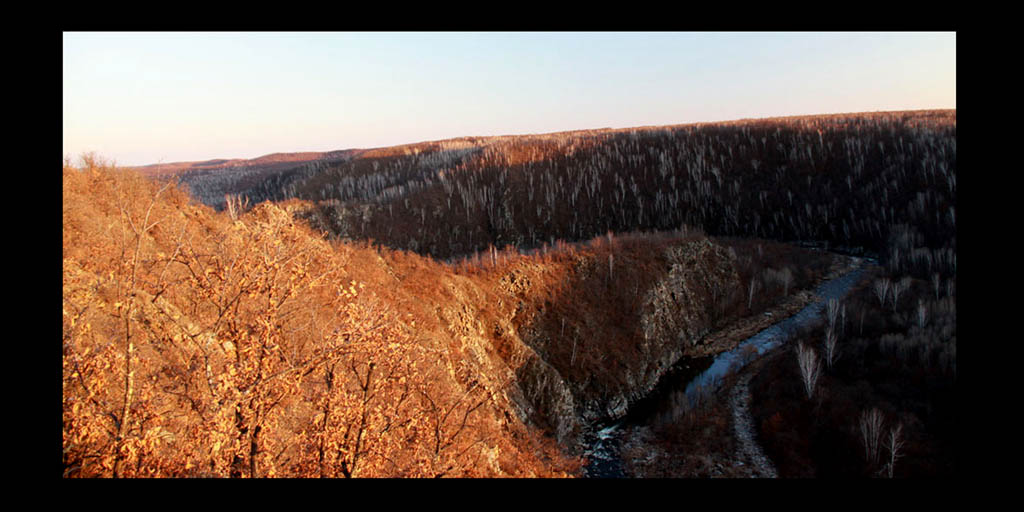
{"left": 63, "top": 31, "right": 956, "bottom": 167}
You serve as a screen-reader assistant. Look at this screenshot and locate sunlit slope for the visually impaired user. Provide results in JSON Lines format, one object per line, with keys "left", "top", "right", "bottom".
{"left": 65, "top": 160, "right": 841, "bottom": 478}
{"left": 275, "top": 110, "right": 955, "bottom": 263}
{"left": 62, "top": 164, "right": 581, "bottom": 477}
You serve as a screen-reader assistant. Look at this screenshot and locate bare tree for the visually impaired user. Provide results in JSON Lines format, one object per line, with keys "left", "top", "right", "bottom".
{"left": 748, "top": 277, "right": 760, "bottom": 310}
{"left": 858, "top": 407, "right": 884, "bottom": 470}
{"left": 823, "top": 328, "right": 839, "bottom": 369}
{"left": 873, "top": 278, "right": 890, "bottom": 308}
{"left": 780, "top": 267, "right": 793, "bottom": 296}
{"left": 826, "top": 299, "right": 840, "bottom": 332}
{"left": 916, "top": 299, "right": 927, "bottom": 328}
{"left": 796, "top": 342, "right": 822, "bottom": 399}
{"left": 225, "top": 193, "right": 250, "bottom": 221}
{"left": 608, "top": 252, "right": 614, "bottom": 284}
{"left": 840, "top": 303, "right": 847, "bottom": 337}
{"left": 891, "top": 277, "right": 910, "bottom": 312}
{"left": 885, "top": 422, "right": 904, "bottom": 478}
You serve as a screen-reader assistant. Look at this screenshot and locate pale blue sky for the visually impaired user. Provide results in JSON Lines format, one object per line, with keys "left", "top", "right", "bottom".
{"left": 63, "top": 32, "right": 956, "bottom": 167}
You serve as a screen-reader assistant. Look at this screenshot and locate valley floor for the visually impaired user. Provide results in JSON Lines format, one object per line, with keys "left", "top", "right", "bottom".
{"left": 619, "top": 255, "right": 865, "bottom": 478}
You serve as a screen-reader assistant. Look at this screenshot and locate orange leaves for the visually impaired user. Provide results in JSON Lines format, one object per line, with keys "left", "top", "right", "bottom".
{"left": 63, "top": 165, "right": 582, "bottom": 478}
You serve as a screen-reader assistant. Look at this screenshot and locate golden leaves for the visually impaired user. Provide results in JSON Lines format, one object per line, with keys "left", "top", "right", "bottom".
{"left": 63, "top": 166, "right": 577, "bottom": 478}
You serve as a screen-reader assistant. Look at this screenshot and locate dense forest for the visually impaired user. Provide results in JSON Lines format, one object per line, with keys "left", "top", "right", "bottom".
{"left": 64, "top": 109, "right": 955, "bottom": 477}
{"left": 182, "top": 110, "right": 954, "bottom": 264}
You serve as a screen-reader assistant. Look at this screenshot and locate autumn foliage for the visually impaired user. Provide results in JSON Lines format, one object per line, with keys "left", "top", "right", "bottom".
{"left": 62, "top": 160, "right": 578, "bottom": 477}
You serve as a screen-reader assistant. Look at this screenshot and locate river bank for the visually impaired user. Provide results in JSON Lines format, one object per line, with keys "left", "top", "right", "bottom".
{"left": 586, "top": 255, "right": 869, "bottom": 477}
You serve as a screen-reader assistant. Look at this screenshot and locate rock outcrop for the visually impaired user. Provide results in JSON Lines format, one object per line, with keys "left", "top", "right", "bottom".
{"left": 440, "top": 237, "right": 746, "bottom": 449}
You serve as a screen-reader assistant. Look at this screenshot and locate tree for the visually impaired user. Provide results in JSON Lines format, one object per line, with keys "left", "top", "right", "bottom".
{"left": 780, "top": 267, "right": 793, "bottom": 296}
{"left": 297, "top": 299, "right": 424, "bottom": 477}
{"left": 823, "top": 328, "right": 838, "bottom": 369}
{"left": 63, "top": 166, "right": 186, "bottom": 477}
{"left": 890, "top": 277, "right": 909, "bottom": 313}
{"left": 884, "top": 422, "right": 904, "bottom": 478}
{"left": 203, "top": 204, "right": 359, "bottom": 477}
{"left": 858, "top": 407, "right": 884, "bottom": 471}
{"left": 873, "top": 278, "right": 890, "bottom": 308}
{"left": 826, "top": 299, "right": 840, "bottom": 332}
{"left": 225, "top": 193, "right": 250, "bottom": 221}
{"left": 796, "top": 342, "right": 821, "bottom": 399}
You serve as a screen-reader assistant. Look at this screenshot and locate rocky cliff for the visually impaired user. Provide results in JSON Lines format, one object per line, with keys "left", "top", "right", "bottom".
{"left": 412, "top": 236, "right": 747, "bottom": 450}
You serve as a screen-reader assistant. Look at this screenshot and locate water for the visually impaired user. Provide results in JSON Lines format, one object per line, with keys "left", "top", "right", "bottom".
{"left": 581, "top": 419, "right": 627, "bottom": 478}
{"left": 679, "top": 262, "right": 867, "bottom": 404}
{"left": 582, "top": 258, "right": 869, "bottom": 477}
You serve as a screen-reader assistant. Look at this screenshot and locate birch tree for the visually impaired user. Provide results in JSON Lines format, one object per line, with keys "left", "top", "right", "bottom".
{"left": 796, "top": 342, "right": 821, "bottom": 399}
{"left": 858, "top": 407, "right": 884, "bottom": 470}
{"left": 885, "top": 422, "right": 904, "bottom": 478}
{"left": 823, "top": 328, "right": 838, "bottom": 369}
{"left": 873, "top": 278, "right": 890, "bottom": 308}
{"left": 890, "top": 277, "right": 910, "bottom": 313}
{"left": 780, "top": 267, "right": 793, "bottom": 296}
{"left": 826, "top": 299, "right": 840, "bottom": 332}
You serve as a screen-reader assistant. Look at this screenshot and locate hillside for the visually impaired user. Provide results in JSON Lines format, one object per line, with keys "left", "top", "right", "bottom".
{"left": 162, "top": 110, "right": 954, "bottom": 266}
{"left": 134, "top": 150, "right": 362, "bottom": 211}
{"left": 62, "top": 165, "right": 574, "bottom": 477}
{"left": 64, "top": 110, "right": 955, "bottom": 478}
{"left": 64, "top": 160, "right": 840, "bottom": 477}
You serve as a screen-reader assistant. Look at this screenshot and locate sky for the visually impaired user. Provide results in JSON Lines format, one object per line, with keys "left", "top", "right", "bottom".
{"left": 63, "top": 32, "right": 956, "bottom": 167}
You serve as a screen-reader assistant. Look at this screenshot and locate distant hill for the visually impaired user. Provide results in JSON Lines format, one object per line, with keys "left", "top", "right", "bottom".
{"left": 136, "top": 150, "right": 354, "bottom": 176}
{"left": 129, "top": 110, "right": 954, "bottom": 265}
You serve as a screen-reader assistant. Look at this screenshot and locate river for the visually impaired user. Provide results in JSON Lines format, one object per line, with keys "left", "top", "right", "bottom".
{"left": 582, "top": 257, "right": 870, "bottom": 478}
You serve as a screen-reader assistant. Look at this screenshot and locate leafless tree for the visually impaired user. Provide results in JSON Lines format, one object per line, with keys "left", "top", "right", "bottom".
{"left": 826, "top": 299, "right": 840, "bottom": 332}
{"left": 748, "top": 277, "right": 760, "bottom": 310}
{"left": 840, "top": 303, "right": 847, "bottom": 337}
{"left": 823, "top": 328, "right": 839, "bottom": 369}
{"left": 885, "top": 422, "right": 905, "bottom": 478}
{"left": 891, "top": 277, "right": 910, "bottom": 312}
{"left": 796, "top": 342, "right": 822, "bottom": 399}
{"left": 873, "top": 278, "right": 890, "bottom": 308}
{"left": 225, "top": 193, "right": 250, "bottom": 221}
{"left": 916, "top": 300, "right": 927, "bottom": 328}
{"left": 858, "top": 407, "right": 884, "bottom": 469}
{"left": 780, "top": 267, "right": 793, "bottom": 296}
{"left": 608, "top": 253, "right": 614, "bottom": 284}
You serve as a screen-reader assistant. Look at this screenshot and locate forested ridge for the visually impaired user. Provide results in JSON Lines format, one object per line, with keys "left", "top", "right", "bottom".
{"left": 62, "top": 165, "right": 586, "bottom": 477}
{"left": 64, "top": 109, "right": 955, "bottom": 477}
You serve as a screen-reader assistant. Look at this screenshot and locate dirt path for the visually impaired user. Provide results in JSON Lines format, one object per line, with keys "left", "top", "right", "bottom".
{"left": 722, "top": 255, "right": 868, "bottom": 478}
{"left": 728, "top": 371, "right": 777, "bottom": 478}
{"left": 598, "top": 255, "right": 869, "bottom": 477}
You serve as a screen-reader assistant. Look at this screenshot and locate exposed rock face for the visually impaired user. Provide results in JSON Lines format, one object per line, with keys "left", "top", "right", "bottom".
{"left": 456, "top": 238, "right": 745, "bottom": 449}
{"left": 633, "top": 239, "right": 741, "bottom": 399}
{"left": 386, "top": 235, "right": 749, "bottom": 452}
{"left": 425, "top": 268, "right": 581, "bottom": 446}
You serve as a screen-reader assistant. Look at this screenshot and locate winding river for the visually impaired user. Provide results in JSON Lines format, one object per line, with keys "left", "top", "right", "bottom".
{"left": 582, "top": 257, "right": 870, "bottom": 478}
